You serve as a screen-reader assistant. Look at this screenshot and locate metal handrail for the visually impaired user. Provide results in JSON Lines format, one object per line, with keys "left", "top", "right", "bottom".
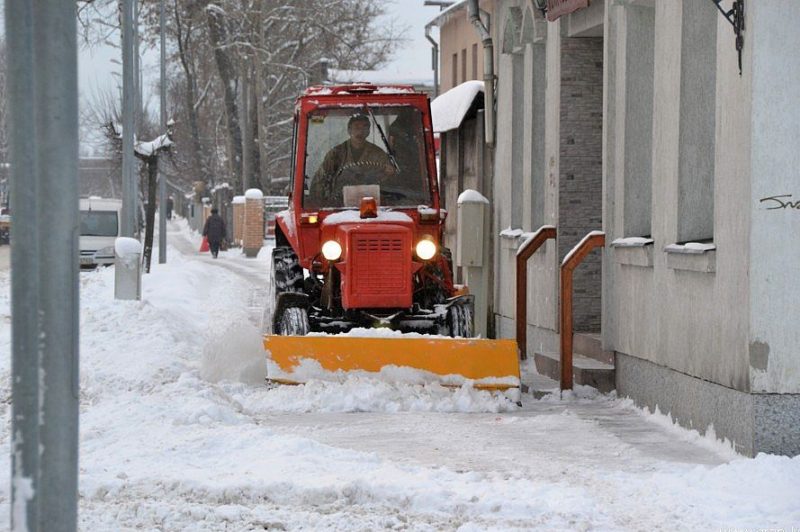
{"left": 515, "top": 225, "right": 557, "bottom": 360}
{"left": 559, "top": 231, "right": 605, "bottom": 391}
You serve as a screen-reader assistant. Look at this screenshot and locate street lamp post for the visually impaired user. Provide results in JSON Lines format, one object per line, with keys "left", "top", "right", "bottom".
{"left": 158, "top": 0, "right": 168, "bottom": 263}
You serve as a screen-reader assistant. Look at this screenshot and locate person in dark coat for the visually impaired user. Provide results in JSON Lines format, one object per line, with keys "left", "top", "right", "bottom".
{"left": 202, "top": 207, "right": 226, "bottom": 258}
{"left": 166, "top": 196, "right": 174, "bottom": 219}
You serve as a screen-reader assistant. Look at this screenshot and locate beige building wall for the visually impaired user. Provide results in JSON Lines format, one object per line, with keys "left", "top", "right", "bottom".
{"left": 437, "top": 1, "right": 495, "bottom": 93}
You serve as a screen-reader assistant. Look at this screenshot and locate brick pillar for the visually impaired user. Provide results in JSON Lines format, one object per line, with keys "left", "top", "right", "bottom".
{"left": 242, "top": 189, "right": 264, "bottom": 258}
{"left": 232, "top": 196, "right": 245, "bottom": 246}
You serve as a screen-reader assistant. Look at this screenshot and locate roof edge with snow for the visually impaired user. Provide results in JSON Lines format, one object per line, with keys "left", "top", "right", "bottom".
{"left": 430, "top": 80, "right": 485, "bottom": 134}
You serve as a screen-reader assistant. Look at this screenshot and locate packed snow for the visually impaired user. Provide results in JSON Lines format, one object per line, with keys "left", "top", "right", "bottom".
{"left": 611, "top": 236, "right": 654, "bottom": 247}
{"left": 457, "top": 189, "right": 489, "bottom": 204}
{"left": 244, "top": 188, "right": 264, "bottom": 200}
{"left": 665, "top": 242, "right": 717, "bottom": 254}
{"left": 0, "top": 222, "right": 798, "bottom": 530}
{"left": 322, "top": 210, "right": 413, "bottom": 225}
{"left": 431, "top": 80, "right": 484, "bottom": 133}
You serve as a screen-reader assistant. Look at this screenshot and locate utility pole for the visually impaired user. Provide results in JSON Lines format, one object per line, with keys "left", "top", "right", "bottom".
{"left": 133, "top": 0, "right": 142, "bottom": 236}
{"left": 122, "top": 0, "right": 136, "bottom": 237}
{"left": 8, "top": 0, "right": 80, "bottom": 530}
{"left": 158, "top": 0, "right": 168, "bottom": 263}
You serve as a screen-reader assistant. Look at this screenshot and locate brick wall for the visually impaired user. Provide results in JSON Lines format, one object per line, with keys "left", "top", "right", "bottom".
{"left": 242, "top": 198, "right": 264, "bottom": 257}
{"left": 232, "top": 201, "right": 245, "bottom": 245}
{"left": 558, "top": 36, "right": 604, "bottom": 332}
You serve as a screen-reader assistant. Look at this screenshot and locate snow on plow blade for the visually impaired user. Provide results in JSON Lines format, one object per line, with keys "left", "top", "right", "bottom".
{"left": 264, "top": 335, "right": 521, "bottom": 392}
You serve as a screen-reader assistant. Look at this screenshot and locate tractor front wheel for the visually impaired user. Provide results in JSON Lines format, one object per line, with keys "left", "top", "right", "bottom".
{"left": 272, "top": 247, "right": 304, "bottom": 295}
{"left": 277, "top": 306, "right": 310, "bottom": 336}
{"left": 447, "top": 302, "right": 473, "bottom": 338}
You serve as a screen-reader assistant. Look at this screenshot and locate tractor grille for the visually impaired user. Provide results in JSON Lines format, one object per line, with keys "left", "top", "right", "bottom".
{"left": 347, "top": 231, "right": 411, "bottom": 308}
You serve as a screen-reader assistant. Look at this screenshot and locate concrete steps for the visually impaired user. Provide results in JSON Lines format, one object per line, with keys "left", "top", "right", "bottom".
{"left": 532, "top": 333, "right": 616, "bottom": 393}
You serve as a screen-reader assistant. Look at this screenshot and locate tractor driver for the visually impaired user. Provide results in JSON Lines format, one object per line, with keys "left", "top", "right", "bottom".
{"left": 309, "top": 114, "right": 396, "bottom": 203}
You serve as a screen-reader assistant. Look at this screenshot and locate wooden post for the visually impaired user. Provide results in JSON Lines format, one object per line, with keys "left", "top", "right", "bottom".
{"left": 515, "top": 225, "right": 557, "bottom": 360}
{"left": 559, "top": 232, "right": 605, "bottom": 391}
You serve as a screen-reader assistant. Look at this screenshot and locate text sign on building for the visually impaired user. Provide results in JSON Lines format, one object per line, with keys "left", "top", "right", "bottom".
{"left": 546, "top": 0, "right": 590, "bottom": 22}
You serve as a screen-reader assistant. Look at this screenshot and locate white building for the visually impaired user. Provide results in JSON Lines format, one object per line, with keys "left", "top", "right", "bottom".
{"left": 434, "top": 0, "right": 799, "bottom": 456}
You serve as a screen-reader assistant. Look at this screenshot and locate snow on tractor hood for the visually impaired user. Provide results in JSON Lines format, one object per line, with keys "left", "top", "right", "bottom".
{"left": 322, "top": 210, "right": 414, "bottom": 225}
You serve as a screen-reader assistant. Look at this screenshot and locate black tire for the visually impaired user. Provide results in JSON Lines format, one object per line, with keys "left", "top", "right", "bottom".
{"left": 277, "top": 306, "right": 310, "bottom": 336}
{"left": 272, "top": 247, "right": 304, "bottom": 294}
{"left": 447, "top": 303, "right": 474, "bottom": 338}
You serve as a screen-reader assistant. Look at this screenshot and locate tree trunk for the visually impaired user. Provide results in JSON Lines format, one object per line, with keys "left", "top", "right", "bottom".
{"left": 142, "top": 156, "right": 158, "bottom": 272}
{"left": 240, "top": 60, "right": 252, "bottom": 191}
{"left": 205, "top": 4, "right": 243, "bottom": 192}
{"left": 174, "top": 2, "right": 205, "bottom": 184}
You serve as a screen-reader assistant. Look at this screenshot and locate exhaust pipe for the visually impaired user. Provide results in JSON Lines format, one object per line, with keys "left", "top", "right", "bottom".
{"left": 467, "top": 0, "right": 495, "bottom": 148}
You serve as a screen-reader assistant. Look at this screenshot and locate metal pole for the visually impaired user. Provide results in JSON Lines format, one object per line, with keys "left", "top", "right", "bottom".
{"left": 158, "top": 0, "right": 168, "bottom": 263}
{"left": 34, "top": 0, "right": 81, "bottom": 525}
{"left": 7, "top": 1, "right": 41, "bottom": 528}
{"left": 122, "top": 0, "right": 136, "bottom": 237}
{"left": 133, "top": 0, "right": 142, "bottom": 236}
{"left": 9, "top": 0, "right": 81, "bottom": 529}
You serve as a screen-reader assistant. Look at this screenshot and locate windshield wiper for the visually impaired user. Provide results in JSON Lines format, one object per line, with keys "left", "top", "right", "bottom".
{"left": 365, "top": 106, "right": 401, "bottom": 173}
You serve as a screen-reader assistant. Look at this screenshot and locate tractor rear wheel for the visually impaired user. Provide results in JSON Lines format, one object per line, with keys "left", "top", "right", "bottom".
{"left": 272, "top": 247, "right": 304, "bottom": 294}
{"left": 277, "top": 306, "right": 310, "bottom": 335}
{"left": 447, "top": 302, "right": 473, "bottom": 338}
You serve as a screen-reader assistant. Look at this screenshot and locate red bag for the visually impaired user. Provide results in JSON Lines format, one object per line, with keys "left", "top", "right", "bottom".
{"left": 199, "top": 236, "right": 210, "bottom": 252}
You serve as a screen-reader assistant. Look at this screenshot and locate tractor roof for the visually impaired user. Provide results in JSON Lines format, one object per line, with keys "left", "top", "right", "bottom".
{"left": 303, "top": 84, "right": 419, "bottom": 97}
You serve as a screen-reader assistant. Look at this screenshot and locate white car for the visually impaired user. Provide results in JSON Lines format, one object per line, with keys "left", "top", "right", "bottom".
{"left": 80, "top": 197, "right": 122, "bottom": 268}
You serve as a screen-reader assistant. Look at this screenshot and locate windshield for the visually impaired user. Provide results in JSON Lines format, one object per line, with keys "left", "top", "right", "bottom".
{"left": 303, "top": 106, "right": 431, "bottom": 209}
{"left": 80, "top": 210, "right": 118, "bottom": 237}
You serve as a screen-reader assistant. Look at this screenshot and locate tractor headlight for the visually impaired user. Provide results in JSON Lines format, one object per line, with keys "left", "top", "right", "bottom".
{"left": 415, "top": 236, "right": 437, "bottom": 260}
{"left": 321, "top": 240, "right": 342, "bottom": 261}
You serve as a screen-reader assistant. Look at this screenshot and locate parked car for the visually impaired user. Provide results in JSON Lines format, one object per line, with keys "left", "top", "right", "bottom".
{"left": 79, "top": 197, "right": 122, "bottom": 268}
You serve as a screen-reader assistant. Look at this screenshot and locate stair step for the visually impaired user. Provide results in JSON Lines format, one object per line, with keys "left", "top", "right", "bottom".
{"left": 533, "top": 350, "right": 616, "bottom": 393}
{"left": 573, "top": 332, "right": 615, "bottom": 365}
{"left": 519, "top": 357, "right": 559, "bottom": 399}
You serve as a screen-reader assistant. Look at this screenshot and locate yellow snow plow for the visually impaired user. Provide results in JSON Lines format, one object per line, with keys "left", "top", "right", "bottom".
{"left": 264, "top": 335, "right": 521, "bottom": 393}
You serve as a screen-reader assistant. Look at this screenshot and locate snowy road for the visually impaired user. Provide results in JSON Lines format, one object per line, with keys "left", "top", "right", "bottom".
{"left": 0, "top": 219, "right": 798, "bottom": 530}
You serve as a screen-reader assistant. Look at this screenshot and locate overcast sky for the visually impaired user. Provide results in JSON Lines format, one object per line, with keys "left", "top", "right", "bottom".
{"left": 77, "top": 1, "right": 441, "bottom": 103}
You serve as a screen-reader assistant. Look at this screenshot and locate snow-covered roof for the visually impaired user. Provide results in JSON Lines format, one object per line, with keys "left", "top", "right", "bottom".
{"left": 328, "top": 68, "right": 433, "bottom": 88}
{"left": 426, "top": 0, "right": 468, "bottom": 28}
{"left": 431, "top": 80, "right": 484, "bottom": 133}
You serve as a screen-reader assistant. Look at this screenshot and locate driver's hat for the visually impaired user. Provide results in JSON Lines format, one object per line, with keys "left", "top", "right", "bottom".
{"left": 347, "top": 114, "right": 370, "bottom": 128}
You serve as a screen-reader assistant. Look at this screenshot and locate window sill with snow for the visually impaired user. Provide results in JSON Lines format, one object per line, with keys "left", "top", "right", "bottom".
{"left": 664, "top": 242, "right": 716, "bottom": 273}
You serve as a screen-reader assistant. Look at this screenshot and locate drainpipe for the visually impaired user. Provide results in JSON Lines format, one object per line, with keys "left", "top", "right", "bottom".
{"left": 467, "top": 0, "right": 495, "bottom": 148}
{"left": 425, "top": 24, "right": 440, "bottom": 98}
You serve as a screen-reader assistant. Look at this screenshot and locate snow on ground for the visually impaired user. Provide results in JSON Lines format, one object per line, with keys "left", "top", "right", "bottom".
{"left": 0, "top": 222, "right": 799, "bottom": 530}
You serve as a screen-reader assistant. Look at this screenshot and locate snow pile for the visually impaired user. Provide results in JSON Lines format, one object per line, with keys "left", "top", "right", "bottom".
{"left": 457, "top": 188, "right": 489, "bottom": 204}
{"left": 238, "top": 379, "right": 517, "bottom": 414}
{"left": 244, "top": 188, "right": 264, "bottom": 200}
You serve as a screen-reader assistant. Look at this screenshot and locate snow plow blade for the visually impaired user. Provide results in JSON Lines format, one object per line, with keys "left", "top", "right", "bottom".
{"left": 264, "top": 335, "right": 520, "bottom": 392}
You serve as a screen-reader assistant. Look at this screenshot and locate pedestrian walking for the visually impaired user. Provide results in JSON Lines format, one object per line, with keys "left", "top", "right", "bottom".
{"left": 202, "top": 207, "right": 226, "bottom": 259}
{"left": 166, "top": 196, "right": 174, "bottom": 220}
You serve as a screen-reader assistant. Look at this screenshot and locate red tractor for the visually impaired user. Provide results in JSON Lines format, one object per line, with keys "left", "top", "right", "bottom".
{"left": 265, "top": 84, "right": 519, "bottom": 393}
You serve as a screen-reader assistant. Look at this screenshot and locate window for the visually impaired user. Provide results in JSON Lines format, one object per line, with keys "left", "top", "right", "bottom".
{"left": 80, "top": 211, "right": 118, "bottom": 237}
{"left": 677, "top": 0, "right": 717, "bottom": 242}
{"left": 452, "top": 53, "right": 458, "bottom": 88}
{"left": 461, "top": 48, "right": 467, "bottom": 83}
{"left": 472, "top": 43, "right": 478, "bottom": 79}
{"left": 623, "top": 5, "right": 655, "bottom": 238}
{"left": 302, "top": 106, "right": 431, "bottom": 209}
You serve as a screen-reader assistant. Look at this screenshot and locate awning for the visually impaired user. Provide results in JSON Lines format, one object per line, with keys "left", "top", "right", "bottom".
{"left": 547, "top": 0, "right": 590, "bottom": 22}
{"left": 430, "top": 80, "right": 484, "bottom": 133}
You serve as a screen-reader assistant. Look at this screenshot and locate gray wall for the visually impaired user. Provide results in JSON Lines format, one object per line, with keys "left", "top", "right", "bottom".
{"left": 604, "top": 0, "right": 751, "bottom": 393}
